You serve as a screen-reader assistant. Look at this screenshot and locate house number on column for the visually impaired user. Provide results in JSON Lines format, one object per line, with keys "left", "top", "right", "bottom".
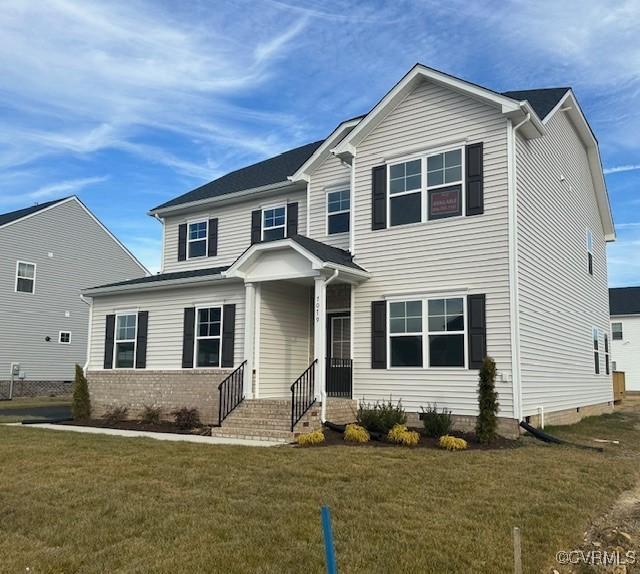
{"left": 316, "top": 296, "right": 321, "bottom": 323}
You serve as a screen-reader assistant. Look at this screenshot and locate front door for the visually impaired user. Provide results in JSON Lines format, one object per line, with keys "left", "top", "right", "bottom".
{"left": 326, "top": 313, "right": 352, "bottom": 398}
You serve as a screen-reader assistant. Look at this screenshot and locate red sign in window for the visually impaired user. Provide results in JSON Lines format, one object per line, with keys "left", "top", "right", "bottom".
{"left": 429, "top": 186, "right": 461, "bottom": 219}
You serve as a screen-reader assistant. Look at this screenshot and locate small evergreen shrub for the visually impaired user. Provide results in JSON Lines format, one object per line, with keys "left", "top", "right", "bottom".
{"left": 296, "top": 430, "right": 325, "bottom": 446}
{"left": 141, "top": 405, "right": 162, "bottom": 425}
{"left": 172, "top": 407, "right": 201, "bottom": 430}
{"left": 344, "top": 424, "right": 370, "bottom": 443}
{"left": 439, "top": 435, "right": 468, "bottom": 451}
{"left": 421, "top": 403, "right": 453, "bottom": 438}
{"left": 475, "top": 356, "right": 500, "bottom": 444}
{"left": 103, "top": 406, "right": 128, "bottom": 423}
{"left": 72, "top": 364, "right": 91, "bottom": 420}
{"left": 387, "top": 424, "right": 420, "bottom": 447}
{"left": 357, "top": 399, "right": 407, "bottom": 434}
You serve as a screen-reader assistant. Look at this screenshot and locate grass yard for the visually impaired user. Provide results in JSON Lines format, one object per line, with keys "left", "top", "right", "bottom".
{"left": 1, "top": 406, "right": 639, "bottom": 573}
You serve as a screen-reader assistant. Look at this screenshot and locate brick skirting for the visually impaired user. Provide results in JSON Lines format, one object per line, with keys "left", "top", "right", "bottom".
{"left": 0, "top": 380, "right": 72, "bottom": 399}
{"left": 523, "top": 401, "right": 614, "bottom": 428}
{"left": 405, "top": 412, "right": 521, "bottom": 439}
{"left": 87, "top": 369, "right": 233, "bottom": 424}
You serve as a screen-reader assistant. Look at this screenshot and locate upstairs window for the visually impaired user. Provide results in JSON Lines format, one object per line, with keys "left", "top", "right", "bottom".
{"left": 389, "top": 159, "right": 422, "bottom": 226}
{"left": 612, "top": 322, "right": 623, "bottom": 340}
{"left": 262, "top": 206, "right": 286, "bottom": 241}
{"left": 604, "top": 332, "right": 610, "bottom": 375}
{"left": 389, "top": 300, "right": 423, "bottom": 367}
{"left": 586, "top": 229, "right": 593, "bottom": 275}
{"left": 593, "top": 327, "right": 600, "bottom": 374}
{"left": 196, "top": 307, "right": 222, "bottom": 367}
{"left": 427, "top": 149, "right": 463, "bottom": 220}
{"left": 188, "top": 221, "right": 208, "bottom": 258}
{"left": 16, "top": 261, "right": 36, "bottom": 294}
{"left": 115, "top": 313, "right": 137, "bottom": 368}
{"left": 327, "top": 189, "right": 350, "bottom": 235}
{"left": 428, "top": 297, "right": 465, "bottom": 367}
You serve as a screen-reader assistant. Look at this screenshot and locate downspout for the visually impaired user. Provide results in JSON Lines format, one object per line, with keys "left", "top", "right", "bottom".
{"left": 507, "top": 112, "right": 530, "bottom": 422}
{"left": 320, "top": 269, "right": 340, "bottom": 423}
{"left": 154, "top": 214, "right": 165, "bottom": 273}
{"left": 80, "top": 294, "right": 93, "bottom": 374}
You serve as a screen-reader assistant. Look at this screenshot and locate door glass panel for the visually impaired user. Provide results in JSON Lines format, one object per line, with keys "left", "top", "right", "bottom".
{"left": 331, "top": 316, "right": 351, "bottom": 359}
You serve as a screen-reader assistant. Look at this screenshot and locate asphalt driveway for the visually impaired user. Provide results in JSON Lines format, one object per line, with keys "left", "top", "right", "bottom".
{"left": 0, "top": 403, "right": 71, "bottom": 420}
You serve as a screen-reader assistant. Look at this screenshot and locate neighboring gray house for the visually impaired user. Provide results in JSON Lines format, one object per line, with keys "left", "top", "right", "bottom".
{"left": 0, "top": 196, "right": 147, "bottom": 397}
{"left": 610, "top": 287, "right": 640, "bottom": 392}
{"left": 82, "top": 64, "right": 615, "bottom": 440}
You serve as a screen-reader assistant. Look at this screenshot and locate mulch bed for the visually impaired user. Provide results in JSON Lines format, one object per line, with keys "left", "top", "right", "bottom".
{"left": 59, "top": 419, "right": 210, "bottom": 436}
{"left": 301, "top": 426, "right": 520, "bottom": 450}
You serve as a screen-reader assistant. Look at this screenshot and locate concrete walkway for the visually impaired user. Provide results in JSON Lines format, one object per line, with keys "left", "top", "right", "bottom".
{"left": 7, "top": 423, "right": 284, "bottom": 447}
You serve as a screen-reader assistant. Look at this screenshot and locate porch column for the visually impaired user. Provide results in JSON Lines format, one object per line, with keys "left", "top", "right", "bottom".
{"left": 243, "top": 282, "right": 256, "bottom": 399}
{"left": 313, "top": 276, "right": 326, "bottom": 401}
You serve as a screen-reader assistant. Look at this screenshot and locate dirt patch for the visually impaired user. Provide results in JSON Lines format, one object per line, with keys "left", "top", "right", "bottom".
{"left": 59, "top": 418, "right": 211, "bottom": 436}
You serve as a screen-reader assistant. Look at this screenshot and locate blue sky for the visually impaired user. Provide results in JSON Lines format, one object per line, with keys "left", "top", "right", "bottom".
{"left": 0, "top": 0, "right": 638, "bottom": 283}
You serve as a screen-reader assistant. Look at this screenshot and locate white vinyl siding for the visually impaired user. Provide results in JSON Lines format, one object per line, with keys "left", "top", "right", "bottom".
{"left": 516, "top": 110, "right": 612, "bottom": 414}
{"left": 610, "top": 315, "right": 640, "bottom": 391}
{"left": 0, "top": 199, "right": 145, "bottom": 382}
{"left": 87, "top": 282, "right": 245, "bottom": 370}
{"left": 350, "top": 79, "right": 514, "bottom": 417}
{"left": 163, "top": 189, "right": 307, "bottom": 272}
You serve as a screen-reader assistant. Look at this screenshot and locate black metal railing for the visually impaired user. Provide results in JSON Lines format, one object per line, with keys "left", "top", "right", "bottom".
{"left": 290, "top": 359, "right": 317, "bottom": 431}
{"left": 217, "top": 360, "right": 247, "bottom": 425}
{"left": 326, "top": 357, "right": 353, "bottom": 398}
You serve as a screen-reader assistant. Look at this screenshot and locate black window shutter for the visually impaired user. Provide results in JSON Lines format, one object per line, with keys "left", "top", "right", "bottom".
{"left": 208, "top": 218, "right": 218, "bottom": 257}
{"left": 135, "top": 311, "right": 149, "bottom": 369}
{"left": 286, "top": 202, "right": 298, "bottom": 237}
{"left": 467, "top": 294, "right": 487, "bottom": 369}
{"left": 178, "top": 223, "right": 187, "bottom": 261}
{"left": 103, "top": 314, "right": 115, "bottom": 369}
{"left": 372, "top": 165, "right": 387, "bottom": 230}
{"left": 251, "top": 210, "right": 262, "bottom": 244}
{"left": 371, "top": 301, "right": 387, "bottom": 369}
{"left": 221, "top": 304, "right": 236, "bottom": 368}
{"left": 466, "top": 143, "right": 484, "bottom": 216}
{"left": 182, "top": 308, "right": 195, "bottom": 368}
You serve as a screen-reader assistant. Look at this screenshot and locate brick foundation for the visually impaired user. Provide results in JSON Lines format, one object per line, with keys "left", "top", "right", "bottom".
{"left": 405, "top": 412, "right": 521, "bottom": 439}
{"left": 294, "top": 398, "right": 358, "bottom": 434}
{"left": 86, "top": 369, "right": 232, "bottom": 424}
{"left": 524, "top": 401, "right": 614, "bottom": 428}
{"left": 0, "top": 380, "right": 73, "bottom": 399}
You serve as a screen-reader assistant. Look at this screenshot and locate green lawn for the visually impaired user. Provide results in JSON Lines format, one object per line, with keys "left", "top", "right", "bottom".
{"left": 0, "top": 406, "right": 638, "bottom": 573}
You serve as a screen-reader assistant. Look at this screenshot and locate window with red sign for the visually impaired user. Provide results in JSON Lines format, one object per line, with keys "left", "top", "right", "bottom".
{"left": 427, "top": 148, "right": 463, "bottom": 220}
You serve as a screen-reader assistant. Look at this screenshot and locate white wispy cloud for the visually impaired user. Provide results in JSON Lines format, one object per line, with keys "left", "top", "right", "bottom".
{"left": 30, "top": 176, "right": 108, "bottom": 200}
{"left": 604, "top": 164, "right": 640, "bottom": 175}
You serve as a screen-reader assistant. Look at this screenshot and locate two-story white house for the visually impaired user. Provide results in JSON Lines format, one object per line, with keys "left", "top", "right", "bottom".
{"left": 610, "top": 287, "right": 640, "bottom": 392}
{"left": 82, "top": 64, "right": 615, "bottom": 439}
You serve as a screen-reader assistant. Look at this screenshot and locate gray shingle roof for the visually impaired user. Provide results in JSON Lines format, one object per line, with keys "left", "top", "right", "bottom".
{"left": 86, "top": 266, "right": 229, "bottom": 291}
{"left": 609, "top": 287, "right": 640, "bottom": 316}
{"left": 0, "top": 197, "right": 69, "bottom": 227}
{"left": 502, "top": 88, "right": 570, "bottom": 120}
{"left": 290, "top": 235, "right": 366, "bottom": 272}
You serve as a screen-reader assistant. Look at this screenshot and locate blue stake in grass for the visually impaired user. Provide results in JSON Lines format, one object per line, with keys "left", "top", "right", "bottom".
{"left": 321, "top": 505, "right": 338, "bottom": 574}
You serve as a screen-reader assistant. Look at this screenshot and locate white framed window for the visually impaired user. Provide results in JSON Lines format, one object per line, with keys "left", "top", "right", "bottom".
{"left": 586, "top": 229, "right": 593, "bottom": 275}
{"left": 15, "top": 261, "right": 36, "bottom": 294}
{"left": 387, "top": 145, "right": 465, "bottom": 228}
{"left": 427, "top": 297, "right": 466, "bottom": 367}
{"left": 389, "top": 300, "right": 423, "bottom": 367}
{"left": 262, "top": 205, "right": 286, "bottom": 241}
{"left": 593, "top": 327, "right": 600, "bottom": 375}
{"left": 326, "top": 189, "right": 350, "bottom": 235}
{"left": 187, "top": 220, "right": 208, "bottom": 259}
{"left": 612, "top": 322, "right": 623, "bottom": 341}
{"left": 604, "top": 332, "right": 610, "bottom": 375}
{"left": 114, "top": 313, "right": 137, "bottom": 369}
{"left": 59, "top": 331, "right": 71, "bottom": 345}
{"left": 195, "top": 306, "right": 222, "bottom": 368}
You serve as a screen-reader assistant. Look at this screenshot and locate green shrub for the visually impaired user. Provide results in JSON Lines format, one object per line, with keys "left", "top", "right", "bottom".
{"left": 344, "top": 424, "right": 370, "bottom": 443}
{"left": 72, "top": 364, "right": 91, "bottom": 420}
{"left": 356, "top": 399, "right": 407, "bottom": 434}
{"left": 439, "top": 435, "right": 468, "bottom": 451}
{"left": 296, "top": 430, "right": 325, "bottom": 446}
{"left": 476, "top": 356, "right": 500, "bottom": 444}
{"left": 421, "top": 403, "right": 453, "bottom": 438}
{"left": 387, "top": 424, "right": 420, "bottom": 447}
{"left": 103, "top": 406, "right": 128, "bottom": 423}
{"left": 172, "top": 407, "right": 201, "bottom": 430}
{"left": 141, "top": 405, "right": 161, "bottom": 425}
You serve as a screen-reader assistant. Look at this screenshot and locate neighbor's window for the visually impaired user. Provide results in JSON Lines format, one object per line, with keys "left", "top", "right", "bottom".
{"left": 115, "top": 314, "right": 137, "bottom": 368}
{"left": 427, "top": 148, "right": 463, "bottom": 220}
{"left": 388, "top": 159, "right": 422, "bottom": 226}
{"left": 604, "top": 333, "right": 610, "bottom": 375}
{"left": 389, "top": 300, "right": 423, "bottom": 367}
{"left": 327, "top": 189, "right": 350, "bottom": 234}
{"left": 586, "top": 229, "right": 593, "bottom": 275}
{"left": 188, "top": 221, "right": 208, "bottom": 258}
{"left": 262, "top": 206, "right": 286, "bottom": 241}
{"left": 16, "top": 261, "right": 36, "bottom": 294}
{"left": 612, "top": 322, "right": 623, "bottom": 340}
{"left": 428, "top": 298, "right": 465, "bottom": 367}
{"left": 593, "top": 327, "right": 600, "bottom": 375}
{"left": 196, "top": 307, "right": 222, "bottom": 367}
{"left": 59, "top": 331, "right": 71, "bottom": 344}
